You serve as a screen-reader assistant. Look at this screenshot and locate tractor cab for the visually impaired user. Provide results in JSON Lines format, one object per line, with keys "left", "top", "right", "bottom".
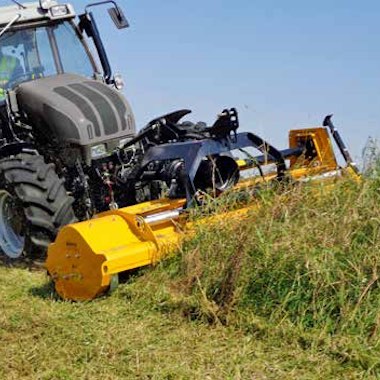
{"left": 0, "top": 20, "right": 96, "bottom": 99}
{"left": 0, "top": 0, "right": 129, "bottom": 100}
{"left": 0, "top": 0, "right": 136, "bottom": 159}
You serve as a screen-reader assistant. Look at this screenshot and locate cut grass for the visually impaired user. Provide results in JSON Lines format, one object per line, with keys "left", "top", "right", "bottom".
{"left": 0, "top": 268, "right": 365, "bottom": 379}
{"left": 1, "top": 174, "right": 380, "bottom": 379}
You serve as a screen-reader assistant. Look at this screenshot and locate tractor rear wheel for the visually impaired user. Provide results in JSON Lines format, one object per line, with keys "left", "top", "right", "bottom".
{"left": 0, "top": 153, "right": 76, "bottom": 262}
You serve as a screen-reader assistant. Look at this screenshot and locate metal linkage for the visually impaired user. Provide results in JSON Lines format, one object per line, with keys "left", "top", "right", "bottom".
{"left": 323, "top": 115, "right": 360, "bottom": 175}
{"left": 140, "top": 131, "right": 287, "bottom": 204}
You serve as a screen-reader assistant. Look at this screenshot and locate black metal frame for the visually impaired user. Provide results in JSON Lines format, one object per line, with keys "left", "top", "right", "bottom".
{"left": 78, "top": 12, "right": 113, "bottom": 84}
{"left": 140, "top": 131, "right": 289, "bottom": 203}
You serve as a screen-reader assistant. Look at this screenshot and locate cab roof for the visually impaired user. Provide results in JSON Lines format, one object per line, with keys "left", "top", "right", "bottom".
{"left": 0, "top": 2, "right": 75, "bottom": 28}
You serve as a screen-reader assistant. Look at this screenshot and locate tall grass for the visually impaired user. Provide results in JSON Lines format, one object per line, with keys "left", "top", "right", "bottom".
{"left": 3, "top": 173, "right": 380, "bottom": 378}
{"left": 148, "top": 174, "right": 380, "bottom": 374}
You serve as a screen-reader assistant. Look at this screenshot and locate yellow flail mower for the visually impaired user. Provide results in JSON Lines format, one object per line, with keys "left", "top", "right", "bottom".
{"left": 45, "top": 112, "right": 360, "bottom": 301}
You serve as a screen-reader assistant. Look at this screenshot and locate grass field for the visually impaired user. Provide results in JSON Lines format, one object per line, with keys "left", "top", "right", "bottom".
{"left": 1, "top": 174, "right": 380, "bottom": 379}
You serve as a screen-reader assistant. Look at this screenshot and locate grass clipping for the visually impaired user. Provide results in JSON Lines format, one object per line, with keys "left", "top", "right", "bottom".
{"left": 135, "top": 174, "right": 380, "bottom": 373}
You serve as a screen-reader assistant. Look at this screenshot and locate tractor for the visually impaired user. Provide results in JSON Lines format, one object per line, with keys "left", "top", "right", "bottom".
{"left": 0, "top": 0, "right": 163, "bottom": 261}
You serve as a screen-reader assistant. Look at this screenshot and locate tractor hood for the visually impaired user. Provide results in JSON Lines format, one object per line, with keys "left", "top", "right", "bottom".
{"left": 16, "top": 73, "right": 136, "bottom": 146}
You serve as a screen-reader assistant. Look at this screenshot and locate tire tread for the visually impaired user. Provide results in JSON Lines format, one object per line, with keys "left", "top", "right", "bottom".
{"left": 0, "top": 153, "right": 76, "bottom": 259}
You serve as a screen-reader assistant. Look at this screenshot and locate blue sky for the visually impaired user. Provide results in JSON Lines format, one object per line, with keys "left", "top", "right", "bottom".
{"left": 72, "top": 0, "right": 380, "bottom": 160}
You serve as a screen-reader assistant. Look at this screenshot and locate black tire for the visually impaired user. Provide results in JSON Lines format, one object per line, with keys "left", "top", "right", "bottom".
{"left": 0, "top": 153, "right": 76, "bottom": 262}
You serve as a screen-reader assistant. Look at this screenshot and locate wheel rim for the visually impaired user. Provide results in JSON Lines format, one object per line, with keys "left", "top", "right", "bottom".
{"left": 0, "top": 190, "right": 25, "bottom": 258}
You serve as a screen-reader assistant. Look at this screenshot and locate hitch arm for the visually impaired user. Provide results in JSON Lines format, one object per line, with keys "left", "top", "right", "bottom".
{"left": 323, "top": 115, "right": 360, "bottom": 174}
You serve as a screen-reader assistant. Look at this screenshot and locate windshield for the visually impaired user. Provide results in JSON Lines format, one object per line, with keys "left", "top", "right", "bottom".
{"left": 0, "top": 21, "right": 95, "bottom": 100}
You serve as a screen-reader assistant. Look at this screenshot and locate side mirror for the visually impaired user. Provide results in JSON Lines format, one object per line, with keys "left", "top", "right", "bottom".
{"left": 108, "top": 6, "right": 129, "bottom": 29}
{"left": 85, "top": 1, "right": 129, "bottom": 30}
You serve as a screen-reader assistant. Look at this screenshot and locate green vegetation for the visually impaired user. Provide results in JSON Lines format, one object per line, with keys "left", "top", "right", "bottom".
{"left": 1, "top": 175, "right": 380, "bottom": 379}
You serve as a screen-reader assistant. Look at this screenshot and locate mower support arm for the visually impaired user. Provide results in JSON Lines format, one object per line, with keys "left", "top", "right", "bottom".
{"left": 323, "top": 115, "right": 360, "bottom": 174}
